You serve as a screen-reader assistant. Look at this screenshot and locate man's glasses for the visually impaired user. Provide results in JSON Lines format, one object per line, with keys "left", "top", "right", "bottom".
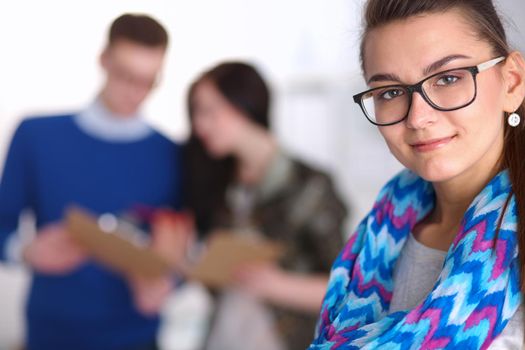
{"left": 352, "top": 56, "right": 506, "bottom": 126}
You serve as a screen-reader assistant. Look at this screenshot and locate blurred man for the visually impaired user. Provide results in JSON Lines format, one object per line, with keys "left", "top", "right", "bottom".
{"left": 0, "top": 14, "right": 182, "bottom": 350}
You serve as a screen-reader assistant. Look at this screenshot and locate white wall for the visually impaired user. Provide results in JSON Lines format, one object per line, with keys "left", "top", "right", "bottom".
{"left": 498, "top": 0, "right": 525, "bottom": 52}
{"left": 0, "top": 0, "right": 361, "bottom": 143}
{"left": 0, "top": 1, "right": 523, "bottom": 348}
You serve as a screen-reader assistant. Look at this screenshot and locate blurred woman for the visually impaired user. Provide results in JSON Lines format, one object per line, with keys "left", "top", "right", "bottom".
{"left": 184, "top": 62, "right": 348, "bottom": 350}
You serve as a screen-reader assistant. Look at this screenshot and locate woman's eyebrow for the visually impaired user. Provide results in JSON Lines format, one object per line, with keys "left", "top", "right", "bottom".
{"left": 367, "top": 73, "right": 401, "bottom": 84}
{"left": 422, "top": 54, "right": 471, "bottom": 75}
{"left": 367, "top": 54, "right": 472, "bottom": 84}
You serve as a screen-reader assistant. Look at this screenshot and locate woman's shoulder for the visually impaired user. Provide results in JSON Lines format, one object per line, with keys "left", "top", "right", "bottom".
{"left": 285, "top": 155, "right": 336, "bottom": 187}
{"left": 280, "top": 155, "right": 348, "bottom": 212}
{"left": 259, "top": 152, "right": 346, "bottom": 210}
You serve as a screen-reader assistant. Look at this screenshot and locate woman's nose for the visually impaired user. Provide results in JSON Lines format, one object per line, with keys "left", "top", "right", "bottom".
{"left": 404, "top": 92, "right": 438, "bottom": 129}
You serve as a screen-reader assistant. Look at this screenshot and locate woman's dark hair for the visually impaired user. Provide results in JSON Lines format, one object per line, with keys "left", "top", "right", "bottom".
{"left": 361, "top": 0, "right": 525, "bottom": 299}
{"left": 184, "top": 62, "right": 271, "bottom": 234}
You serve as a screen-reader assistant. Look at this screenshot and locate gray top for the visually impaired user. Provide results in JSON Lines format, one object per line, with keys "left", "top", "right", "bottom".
{"left": 391, "top": 232, "right": 523, "bottom": 349}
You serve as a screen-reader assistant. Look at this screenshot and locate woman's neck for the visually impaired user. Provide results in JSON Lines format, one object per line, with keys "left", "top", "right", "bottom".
{"left": 235, "top": 127, "right": 278, "bottom": 186}
{"left": 432, "top": 161, "right": 501, "bottom": 227}
{"left": 415, "top": 162, "right": 501, "bottom": 251}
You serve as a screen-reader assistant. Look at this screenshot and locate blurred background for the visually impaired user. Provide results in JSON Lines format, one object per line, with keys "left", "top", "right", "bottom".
{"left": 0, "top": 0, "right": 523, "bottom": 349}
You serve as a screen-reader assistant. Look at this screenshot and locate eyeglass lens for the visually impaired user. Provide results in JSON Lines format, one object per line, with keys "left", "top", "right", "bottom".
{"left": 361, "top": 68, "right": 475, "bottom": 125}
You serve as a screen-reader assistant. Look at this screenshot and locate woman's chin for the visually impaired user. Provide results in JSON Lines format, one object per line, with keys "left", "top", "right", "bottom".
{"left": 409, "top": 162, "right": 460, "bottom": 183}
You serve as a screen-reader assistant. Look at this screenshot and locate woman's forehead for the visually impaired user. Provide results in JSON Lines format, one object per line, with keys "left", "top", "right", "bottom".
{"left": 362, "top": 10, "right": 490, "bottom": 79}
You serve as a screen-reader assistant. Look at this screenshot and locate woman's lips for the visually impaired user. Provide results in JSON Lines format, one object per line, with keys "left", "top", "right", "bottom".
{"left": 411, "top": 135, "right": 456, "bottom": 152}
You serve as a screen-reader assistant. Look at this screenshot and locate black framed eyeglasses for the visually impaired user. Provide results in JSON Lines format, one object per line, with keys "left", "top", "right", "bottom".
{"left": 352, "top": 56, "right": 506, "bottom": 126}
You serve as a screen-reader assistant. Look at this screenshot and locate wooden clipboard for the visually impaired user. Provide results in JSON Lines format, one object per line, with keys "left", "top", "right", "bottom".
{"left": 65, "top": 206, "right": 171, "bottom": 279}
{"left": 187, "top": 231, "right": 283, "bottom": 288}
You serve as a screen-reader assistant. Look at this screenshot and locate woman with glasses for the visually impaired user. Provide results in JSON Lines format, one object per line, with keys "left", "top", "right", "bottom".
{"left": 310, "top": 0, "right": 525, "bottom": 349}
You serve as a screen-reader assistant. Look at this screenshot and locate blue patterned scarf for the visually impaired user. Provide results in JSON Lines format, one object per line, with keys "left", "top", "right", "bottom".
{"left": 310, "top": 169, "right": 521, "bottom": 349}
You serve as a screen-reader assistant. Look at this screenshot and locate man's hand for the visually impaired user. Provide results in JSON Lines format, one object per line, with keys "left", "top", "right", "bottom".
{"left": 128, "top": 275, "right": 173, "bottom": 316}
{"left": 23, "top": 224, "right": 88, "bottom": 274}
{"left": 151, "top": 210, "right": 194, "bottom": 271}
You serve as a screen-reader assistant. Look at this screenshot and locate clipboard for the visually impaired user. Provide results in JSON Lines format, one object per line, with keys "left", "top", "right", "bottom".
{"left": 65, "top": 206, "right": 171, "bottom": 279}
{"left": 187, "top": 231, "right": 283, "bottom": 288}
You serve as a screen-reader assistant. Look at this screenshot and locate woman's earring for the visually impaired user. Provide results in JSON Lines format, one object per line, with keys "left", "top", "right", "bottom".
{"left": 508, "top": 112, "right": 521, "bottom": 127}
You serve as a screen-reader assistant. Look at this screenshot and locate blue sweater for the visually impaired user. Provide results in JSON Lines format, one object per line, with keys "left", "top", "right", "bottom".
{"left": 0, "top": 115, "right": 182, "bottom": 350}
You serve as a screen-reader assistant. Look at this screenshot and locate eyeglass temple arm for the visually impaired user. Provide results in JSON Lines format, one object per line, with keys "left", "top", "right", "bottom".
{"left": 477, "top": 56, "right": 505, "bottom": 72}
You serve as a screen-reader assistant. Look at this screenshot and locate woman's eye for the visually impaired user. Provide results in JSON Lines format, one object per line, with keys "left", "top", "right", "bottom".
{"left": 435, "top": 75, "right": 460, "bottom": 86}
{"left": 379, "top": 88, "right": 405, "bottom": 100}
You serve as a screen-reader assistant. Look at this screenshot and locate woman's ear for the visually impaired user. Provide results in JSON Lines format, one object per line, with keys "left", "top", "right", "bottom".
{"left": 502, "top": 51, "right": 525, "bottom": 113}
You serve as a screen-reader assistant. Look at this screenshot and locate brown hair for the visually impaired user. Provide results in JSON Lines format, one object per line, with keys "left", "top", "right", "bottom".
{"left": 108, "top": 13, "right": 168, "bottom": 48}
{"left": 361, "top": 0, "right": 525, "bottom": 299}
{"left": 184, "top": 62, "right": 271, "bottom": 234}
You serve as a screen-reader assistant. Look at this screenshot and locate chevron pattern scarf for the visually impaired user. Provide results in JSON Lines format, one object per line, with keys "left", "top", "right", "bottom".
{"left": 310, "top": 169, "right": 521, "bottom": 349}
